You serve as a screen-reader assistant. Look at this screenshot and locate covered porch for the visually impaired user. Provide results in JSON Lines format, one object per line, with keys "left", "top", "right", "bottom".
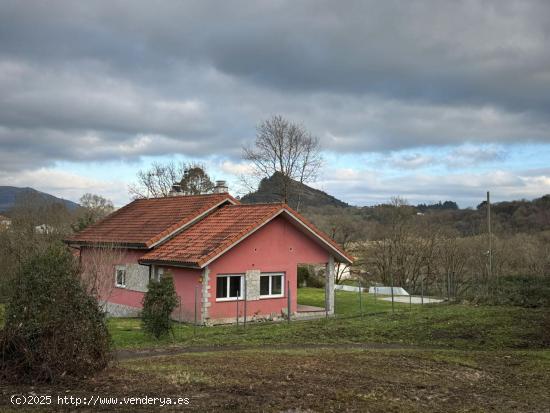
{"left": 293, "top": 255, "right": 337, "bottom": 320}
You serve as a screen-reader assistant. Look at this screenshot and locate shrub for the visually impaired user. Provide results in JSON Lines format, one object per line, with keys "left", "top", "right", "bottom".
{"left": 297, "top": 265, "right": 325, "bottom": 288}
{"left": 466, "top": 275, "right": 550, "bottom": 308}
{"left": 141, "top": 272, "right": 178, "bottom": 339}
{"left": 0, "top": 244, "right": 110, "bottom": 383}
{"left": 297, "top": 266, "right": 310, "bottom": 287}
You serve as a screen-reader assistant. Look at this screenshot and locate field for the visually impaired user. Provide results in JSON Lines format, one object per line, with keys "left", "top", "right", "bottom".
{"left": 1, "top": 288, "right": 549, "bottom": 412}
{"left": 109, "top": 288, "right": 549, "bottom": 351}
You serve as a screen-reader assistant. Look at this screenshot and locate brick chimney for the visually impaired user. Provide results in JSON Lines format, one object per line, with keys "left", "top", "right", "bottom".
{"left": 213, "top": 180, "right": 228, "bottom": 194}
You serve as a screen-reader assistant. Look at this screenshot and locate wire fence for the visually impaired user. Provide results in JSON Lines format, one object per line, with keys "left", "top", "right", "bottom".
{"left": 167, "top": 280, "right": 448, "bottom": 343}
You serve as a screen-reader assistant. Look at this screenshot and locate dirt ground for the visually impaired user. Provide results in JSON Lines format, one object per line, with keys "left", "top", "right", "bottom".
{"left": 1, "top": 346, "right": 549, "bottom": 412}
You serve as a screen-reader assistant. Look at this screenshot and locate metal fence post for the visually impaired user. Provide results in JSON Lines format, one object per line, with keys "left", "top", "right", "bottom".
{"left": 358, "top": 278, "right": 363, "bottom": 317}
{"left": 194, "top": 286, "right": 198, "bottom": 336}
{"left": 236, "top": 293, "right": 239, "bottom": 327}
{"left": 421, "top": 276, "right": 424, "bottom": 306}
{"left": 179, "top": 295, "right": 183, "bottom": 341}
{"left": 390, "top": 274, "right": 395, "bottom": 313}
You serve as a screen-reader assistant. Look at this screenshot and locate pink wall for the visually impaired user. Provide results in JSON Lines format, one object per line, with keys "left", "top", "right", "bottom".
{"left": 80, "top": 247, "right": 146, "bottom": 309}
{"left": 170, "top": 267, "right": 202, "bottom": 321}
{"left": 79, "top": 246, "right": 202, "bottom": 321}
{"left": 79, "top": 214, "right": 331, "bottom": 323}
{"left": 206, "top": 215, "right": 329, "bottom": 321}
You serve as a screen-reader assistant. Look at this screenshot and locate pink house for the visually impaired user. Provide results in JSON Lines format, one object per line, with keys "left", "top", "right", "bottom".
{"left": 66, "top": 189, "right": 352, "bottom": 324}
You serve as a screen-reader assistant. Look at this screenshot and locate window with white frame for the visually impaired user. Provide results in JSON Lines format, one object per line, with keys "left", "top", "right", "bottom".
{"left": 152, "top": 266, "right": 164, "bottom": 282}
{"left": 216, "top": 275, "right": 243, "bottom": 300}
{"left": 115, "top": 265, "right": 126, "bottom": 288}
{"left": 260, "top": 273, "right": 284, "bottom": 298}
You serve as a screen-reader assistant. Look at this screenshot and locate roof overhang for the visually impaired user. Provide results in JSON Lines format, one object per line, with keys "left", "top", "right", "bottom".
{"left": 64, "top": 240, "right": 148, "bottom": 249}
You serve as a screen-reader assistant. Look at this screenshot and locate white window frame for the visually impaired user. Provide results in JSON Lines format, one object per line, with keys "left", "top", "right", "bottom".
{"left": 259, "top": 272, "right": 285, "bottom": 298}
{"left": 152, "top": 266, "right": 164, "bottom": 282}
{"left": 115, "top": 265, "right": 127, "bottom": 288}
{"left": 215, "top": 274, "right": 244, "bottom": 302}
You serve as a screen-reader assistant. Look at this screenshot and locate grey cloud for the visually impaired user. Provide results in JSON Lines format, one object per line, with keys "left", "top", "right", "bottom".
{"left": 3, "top": 1, "right": 550, "bottom": 111}
{"left": 1, "top": 0, "right": 550, "bottom": 175}
{"left": 316, "top": 167, "right": 550, "bottom": 208}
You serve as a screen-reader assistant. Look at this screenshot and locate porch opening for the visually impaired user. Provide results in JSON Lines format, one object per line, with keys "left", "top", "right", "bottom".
{"left": 296, "top": 263, "right": 330, "bottom": 318}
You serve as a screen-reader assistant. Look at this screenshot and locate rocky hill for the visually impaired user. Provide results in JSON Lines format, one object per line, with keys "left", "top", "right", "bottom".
{"left": 240, "top": 172, "right": 348, "bottom": 209}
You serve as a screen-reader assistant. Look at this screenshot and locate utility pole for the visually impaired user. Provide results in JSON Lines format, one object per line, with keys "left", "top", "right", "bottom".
{"left": 487, "top": 191, "right": 493, "bottom": 289}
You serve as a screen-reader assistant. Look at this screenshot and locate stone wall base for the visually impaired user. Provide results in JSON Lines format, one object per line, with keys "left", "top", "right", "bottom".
{"left": 204, "top": 311, "right": 292, "bottom": 326}
{"left": 103, "top": 302, "right": 141, "bottom": 318}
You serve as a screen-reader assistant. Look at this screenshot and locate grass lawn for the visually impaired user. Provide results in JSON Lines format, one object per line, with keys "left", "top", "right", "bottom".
{"left": 1, "top": 289, "right": 549, "bottom": 412}
{"left": 108, "top": 288, "right": 549, "bottom": 351}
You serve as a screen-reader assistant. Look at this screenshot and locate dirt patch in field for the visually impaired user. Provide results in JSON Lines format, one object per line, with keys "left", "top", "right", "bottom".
{"left": 1, "top": 348, "right": 549, "bottom": 412}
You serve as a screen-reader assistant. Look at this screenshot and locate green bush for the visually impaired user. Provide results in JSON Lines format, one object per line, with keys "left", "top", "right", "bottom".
{"left": 141, "top": 272, "right": 178, "bottom": 339}
{"left": 0, "top": 244, "right": 111, "bottom": 383}
{"left": 472, "top": 275, "right": 550, "bottom": 308}
{"left": 297, "top": 265, "right": 325, "bottom": 288}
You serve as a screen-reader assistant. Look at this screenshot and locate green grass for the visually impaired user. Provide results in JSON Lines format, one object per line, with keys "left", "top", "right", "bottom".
{"left": 109, "top": 288, "right": 549, "bottom": 351}
{"left": 299, "top": 287, "right": 395, "bottom": 314}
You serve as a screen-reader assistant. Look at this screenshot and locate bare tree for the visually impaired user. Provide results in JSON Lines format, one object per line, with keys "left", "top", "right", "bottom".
{"left": 306, "top": 206, "right": 366, "bottom": 283}
{"left": 73, "top": 193, "right": 114, "bottom": 231}
{"left": 128, "top": 161, "right": 214, "bottom": 199}
{"left": 79, "top": 245, "right": 125, "bottom": 309}
{"left": 363, "top": 197, "right": 440, "bottom": 292}
{"left": 437, "top": 233, "right": 470, "bottom": 299}
{"left": 242, "top": 115, "right": 322, "bottom": 205}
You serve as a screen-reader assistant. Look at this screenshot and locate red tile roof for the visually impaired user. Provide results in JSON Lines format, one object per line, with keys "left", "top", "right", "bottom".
{"left": 66, "top": 193, "right": 238, "bottom": 247}
{"left": 140, "top": 203, "right": 353, "bottom": 267}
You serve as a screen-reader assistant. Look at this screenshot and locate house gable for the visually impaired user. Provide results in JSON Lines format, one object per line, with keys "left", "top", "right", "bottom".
{"left": 139, "top": 204, "right": 353, "bottom": 268}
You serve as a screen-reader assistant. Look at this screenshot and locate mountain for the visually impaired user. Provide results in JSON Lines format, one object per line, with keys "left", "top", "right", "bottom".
{"left": 0, "top": 186, "right": 80, "bottom": 213}
{"left": 240, "top": 172, "right": 349, "bottom": 209}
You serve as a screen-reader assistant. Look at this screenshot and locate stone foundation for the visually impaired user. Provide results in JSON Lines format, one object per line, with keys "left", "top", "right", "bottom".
{"left": 104, "top": 302, "right": 141, "bottom": 318}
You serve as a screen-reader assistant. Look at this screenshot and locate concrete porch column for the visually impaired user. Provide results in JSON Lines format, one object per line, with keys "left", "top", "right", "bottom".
{"left": 201, "top": 266, "right": 211, "bottom": 324}
{"left": 325, "top": 255, "right": 335, "bottom": 314}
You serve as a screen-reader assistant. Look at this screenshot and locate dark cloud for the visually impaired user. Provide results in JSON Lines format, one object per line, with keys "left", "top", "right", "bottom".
{"left": 1, "top": 0, "right": 550, "bottom": 174}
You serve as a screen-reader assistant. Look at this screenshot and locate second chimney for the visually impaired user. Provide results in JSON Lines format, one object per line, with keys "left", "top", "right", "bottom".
{"left": 213, "top": 180, "right": 228, "bottom": 194}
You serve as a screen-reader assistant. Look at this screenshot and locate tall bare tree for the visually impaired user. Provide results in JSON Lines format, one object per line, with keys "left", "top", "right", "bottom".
{"left": 128, "top": 161, "right": 214, "bottom": 199}
{"left": 243, "top": 115, "right": 322, "bottom": 205}
{"left": 73, "top": 193, "right": 114, "bottom": 231}
{"left": 306, "top": 206, "right": 366, "bottom": 283}
{"left": 79, "top": 245, "right": 125, "bottom": 309}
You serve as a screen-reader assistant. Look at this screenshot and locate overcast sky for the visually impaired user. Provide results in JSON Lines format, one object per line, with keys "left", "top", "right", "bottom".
{"left": 1, "top": 0, "right": 550, "bottom": 207}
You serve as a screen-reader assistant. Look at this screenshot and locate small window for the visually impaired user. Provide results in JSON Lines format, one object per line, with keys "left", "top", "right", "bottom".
{"left": 216, "top": 275, "right": 243, "bottom": 301}
{"left": 152, "top": 266, "right": 164, "bottom": 282}
{"left": 115, "top": 266, "right": 126, "bottom": 288}
{"left": 260, "top": 273, "right": 284, "bottom": 298}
